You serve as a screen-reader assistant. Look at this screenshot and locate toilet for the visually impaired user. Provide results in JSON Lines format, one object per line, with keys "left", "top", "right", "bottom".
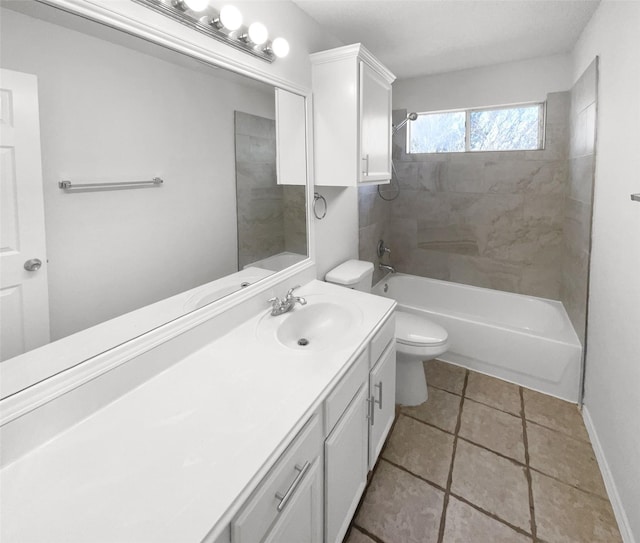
{"left": 325, "top": 259, "right": 449, "bottom": 406}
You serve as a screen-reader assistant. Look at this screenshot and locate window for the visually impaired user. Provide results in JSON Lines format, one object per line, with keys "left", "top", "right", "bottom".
{"left": 408, "top": 103, "right": 545, "bottom": 154}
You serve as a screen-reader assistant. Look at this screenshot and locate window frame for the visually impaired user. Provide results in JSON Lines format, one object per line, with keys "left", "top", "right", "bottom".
{"left": 406, "top": 101, "right": 546, "bottom": 154}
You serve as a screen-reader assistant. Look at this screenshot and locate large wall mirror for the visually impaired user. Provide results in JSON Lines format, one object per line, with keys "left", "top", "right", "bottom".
{"left": 0, "top": 0, "right": 309, "bottom": 398}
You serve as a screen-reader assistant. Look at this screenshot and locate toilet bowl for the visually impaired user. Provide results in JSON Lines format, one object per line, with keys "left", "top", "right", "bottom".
{"left": 325, "top": 259, "right": 450, "bottom": 407}
{"left": 394, "top": 311, "right": 449, "bottom": 406}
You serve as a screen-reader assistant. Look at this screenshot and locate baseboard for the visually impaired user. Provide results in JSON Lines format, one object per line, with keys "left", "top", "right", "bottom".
{"left": 582, "top": 405, "right": 636, "bottom": 543}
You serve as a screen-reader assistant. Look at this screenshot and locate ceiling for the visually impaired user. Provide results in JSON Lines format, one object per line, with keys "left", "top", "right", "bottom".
{"left": 291, "top": 0, "right": 600, "bottom": 79}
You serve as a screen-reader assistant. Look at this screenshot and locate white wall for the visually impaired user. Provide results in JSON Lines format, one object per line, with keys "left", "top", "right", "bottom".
{"left": 314, "top": 186, "right": 359, "bottom": 278}
{"left": 393, "top": 53, "right": 572, "bottom": 112}
{"left": 571, "top": 2, "right": 640, "bottom": 541}
{"left": 2, "top": 8, "right": 275, "bottom": 339}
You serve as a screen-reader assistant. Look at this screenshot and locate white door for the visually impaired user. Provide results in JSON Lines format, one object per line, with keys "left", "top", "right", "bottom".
{"left": 369, "top": 343, "right": 396, "bottom": 469}
{"left": 359, "top": 60, "right": 392, "bottom": 183}
{"left": 325, "top": 384, "right": 369, "bottom": 543}
{"left": 0, "top": 69, "right": 50, "bottom": 362}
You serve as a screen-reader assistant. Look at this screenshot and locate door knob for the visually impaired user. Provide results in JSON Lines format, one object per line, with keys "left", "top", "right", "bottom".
{"left": 24, "top": 258, "right": 42, "bottom": 272}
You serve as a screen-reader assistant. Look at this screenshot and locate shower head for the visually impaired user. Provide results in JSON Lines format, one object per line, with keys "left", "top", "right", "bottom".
{"left": 393, "top": 112, "right": 418, "bottom": 134}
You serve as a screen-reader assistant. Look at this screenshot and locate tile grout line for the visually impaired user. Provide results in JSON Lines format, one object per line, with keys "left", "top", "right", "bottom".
{"left": 436, "top": 370, "right": 469, "bottom": 543}
{"left": 349, "top": 525, "right": 387, "bottom": 543}
{"left": 382, "top": 456, "right": 535, "bottom": 539}
{"left": 520, "top": 386, "right": 538, "bottom": 541}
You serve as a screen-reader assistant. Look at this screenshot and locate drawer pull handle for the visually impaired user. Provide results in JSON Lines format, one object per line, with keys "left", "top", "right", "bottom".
{"left": 275, "top": 461, "right": 311, "bottom": 512}
{"left": 362, "top": 154, "right": 369, "bottom": 176}
{"left": 366, "top": 396, "right": 375, "bottom": 426}
{"left": 374, "top": 382, "right": 383, "bottom": 409}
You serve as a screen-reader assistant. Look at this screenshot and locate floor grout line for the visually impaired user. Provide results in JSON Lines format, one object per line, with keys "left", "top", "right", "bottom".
{"left": 520, "top": 386, "right": 538, "bottom": 541}
{"left": 449, "top": 490, "right": 534, "bottom": 539}
{"left": 381, "top": 457, "right": 447, "bottom": 493}
{"left": 436, "top": 369, "right": 469, "bottom": 543}
{"left": 349, "top": 524, "right": 386, "bottom": 543}
{"left": 400, "top": 400, "right": 611, "bottom": 503}
{"left": 346, "top": 363, "right": 618, "bottom": 543}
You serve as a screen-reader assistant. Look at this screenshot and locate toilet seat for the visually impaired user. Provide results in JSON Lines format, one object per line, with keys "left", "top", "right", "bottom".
{"left": 395, "top": 312, "right": 448, "bottom": 347}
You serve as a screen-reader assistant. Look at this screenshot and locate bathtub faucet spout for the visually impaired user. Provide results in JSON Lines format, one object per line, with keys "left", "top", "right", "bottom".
{"left": 379, "top": 263, "right": 396, "bottom": 274}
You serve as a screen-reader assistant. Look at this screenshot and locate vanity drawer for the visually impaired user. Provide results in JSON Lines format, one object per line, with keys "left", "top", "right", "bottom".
{"left": 370, "top": 313, "right": 395, "bottom": 367}
{"left": 231, "top": 414, "right": 322, "bottom": 543}
{"left": 324, "top": 348, "right": 369, "bottom": 434}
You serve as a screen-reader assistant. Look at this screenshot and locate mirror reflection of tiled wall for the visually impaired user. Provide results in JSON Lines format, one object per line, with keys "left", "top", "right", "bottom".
{"left": 235, "top": 111, "right": 306, "bottom": 270}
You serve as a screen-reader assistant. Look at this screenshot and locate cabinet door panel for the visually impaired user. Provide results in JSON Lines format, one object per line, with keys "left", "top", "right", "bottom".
{"left": 264, "top": 460, "right": 322, "bottom": 543}
{"left": 359, "top": 61, "right": 392, "bottom": 183}
{"left": 325, "top": 384, "right": 369, "bottom": 543}
{"left": 368, "top": 343, "right": 396, "bottom": 469}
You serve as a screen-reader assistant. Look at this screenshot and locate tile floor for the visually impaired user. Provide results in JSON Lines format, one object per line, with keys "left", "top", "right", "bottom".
{"left": 345, "top": 360, "right": 622, "bottom": 543}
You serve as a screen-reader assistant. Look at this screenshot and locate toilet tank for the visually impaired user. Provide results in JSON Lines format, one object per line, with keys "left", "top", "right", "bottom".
{"left": 325, "top": 260, "right": 374, "bottom": 292}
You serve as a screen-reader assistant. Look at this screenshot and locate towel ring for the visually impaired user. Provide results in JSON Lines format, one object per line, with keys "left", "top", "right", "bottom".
{"left": 313, "top": 192, "right": 327, "bottom": 220}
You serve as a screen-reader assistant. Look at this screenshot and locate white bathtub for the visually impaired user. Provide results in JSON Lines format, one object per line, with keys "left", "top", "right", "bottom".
{"left": 372, "top": 274, "right": 582, "bottom": 402}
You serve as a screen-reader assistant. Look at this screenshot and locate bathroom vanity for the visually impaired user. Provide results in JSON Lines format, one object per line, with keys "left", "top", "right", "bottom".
{"left": 0, "top": 281, "right": 396, "bottom": 543}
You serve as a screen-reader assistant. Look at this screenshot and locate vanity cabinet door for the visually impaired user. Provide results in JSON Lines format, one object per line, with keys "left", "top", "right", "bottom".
{"left": 368, "top": 342, "right": 396, "bottom": 469}
{"left": 359, "top": 61, "right": 392, "bottom": 184}
{"left": 324, "top": 384, "right": 369, "bottom": 543}
{"left": 263, "top": 460, "right": 322, "bottom": 543}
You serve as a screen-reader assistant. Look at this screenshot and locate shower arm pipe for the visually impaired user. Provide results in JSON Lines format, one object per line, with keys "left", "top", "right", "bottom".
{"left": 392, "top": 112, "right": 418, "bottom": 135}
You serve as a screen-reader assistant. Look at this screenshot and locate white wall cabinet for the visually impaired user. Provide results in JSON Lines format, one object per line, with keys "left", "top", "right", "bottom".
{"left": 311, "top": 44, "right": 395, "bottom": 186}
{"left": 275, "top": 88, "right": 307, "bottom": 186}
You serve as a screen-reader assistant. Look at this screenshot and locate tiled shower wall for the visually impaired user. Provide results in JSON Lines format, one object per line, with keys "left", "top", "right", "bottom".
{"left": 561, "top": 59, "right": 598, "bottom": 344}
{"left": 359, "top": 93, "right": 571, "bottom": 299}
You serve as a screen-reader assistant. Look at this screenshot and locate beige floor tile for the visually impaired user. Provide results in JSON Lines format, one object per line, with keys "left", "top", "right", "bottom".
{"left": 442, "top": 496, "right": 532, "bottom": 543}
{"left": 459, "top": 399, "right": 526, "bottom": 462}
{"left": 344, "top": 527, "right": 376, "bottom": 543}
{"left": 382, "top": 415, "right": 454, "bottom": 488}
{"left": 426, "top": 360, "right": 466, "bottom": 395}
{"left": 532, "top": 471, "right": 622, "bottom": 543}
{"left": 523, "top": 388, "right": 589, "bottom": 442}
{"left": 451, "top": 440, "right": 531, "bottom": 532}
{"left": 401, "top": 386, "right": 461, "bottom": 433}
{"left": 527, "top": 422, "right": 607, "bottom": 497}
{"left": 465, "top": 372, "right": 522, "bottom": 415}
{"left": 355, "top": 460, "right": 444, "bottom": 543}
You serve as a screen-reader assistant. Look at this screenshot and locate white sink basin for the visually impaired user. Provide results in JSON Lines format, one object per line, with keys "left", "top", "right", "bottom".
{"left": 257, "top": 296, "right": 363, "bottom": 352}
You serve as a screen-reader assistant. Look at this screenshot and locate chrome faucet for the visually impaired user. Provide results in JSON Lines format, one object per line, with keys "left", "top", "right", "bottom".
{"left": 268, "top": 285, "right": 307, "bottom": 316}
{"left": 378, "top": 263, "right": 396, "bottom": 274}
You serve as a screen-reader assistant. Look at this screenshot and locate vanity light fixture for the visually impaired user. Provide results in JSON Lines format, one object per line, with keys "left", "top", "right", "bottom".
{"left": 132, "top": 0, "right": 289, "bottom": 62}
{"left": 212, "top": 5, "right": 243, "bottom": 32}
{"left": 174, "top": 0, "right": 208, "bottom": 12}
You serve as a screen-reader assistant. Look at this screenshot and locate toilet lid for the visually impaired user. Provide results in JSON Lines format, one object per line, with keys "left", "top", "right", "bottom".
{"left": 395, "top": 312, "right": 448, "bottom": 347}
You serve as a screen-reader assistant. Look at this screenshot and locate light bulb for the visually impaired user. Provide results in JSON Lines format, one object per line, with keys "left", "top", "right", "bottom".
{"left": 272, "top": 37, "right": 289, "bottom": 58}
{"left": 219, "top": 5, "right": 243, "bottom": 31}
{"left": 248, "top": 22, "right": 268, "bottom": 45}
{"left": 183, "top": 0, "right": 209, "bottom": 11}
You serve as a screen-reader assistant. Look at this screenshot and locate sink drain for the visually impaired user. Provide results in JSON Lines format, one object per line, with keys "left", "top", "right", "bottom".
{"left": 297, "top": 338, "right": 309, "bottom": 346}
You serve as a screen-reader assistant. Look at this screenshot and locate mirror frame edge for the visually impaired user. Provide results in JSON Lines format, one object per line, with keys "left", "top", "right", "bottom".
{"left": 0, "top": 0, "right": 317, "bottom": 414}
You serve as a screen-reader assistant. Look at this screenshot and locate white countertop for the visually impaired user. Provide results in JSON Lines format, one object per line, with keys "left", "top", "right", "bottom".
{"left": 0, "top": 280, "right": 395, "bottom": 542}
